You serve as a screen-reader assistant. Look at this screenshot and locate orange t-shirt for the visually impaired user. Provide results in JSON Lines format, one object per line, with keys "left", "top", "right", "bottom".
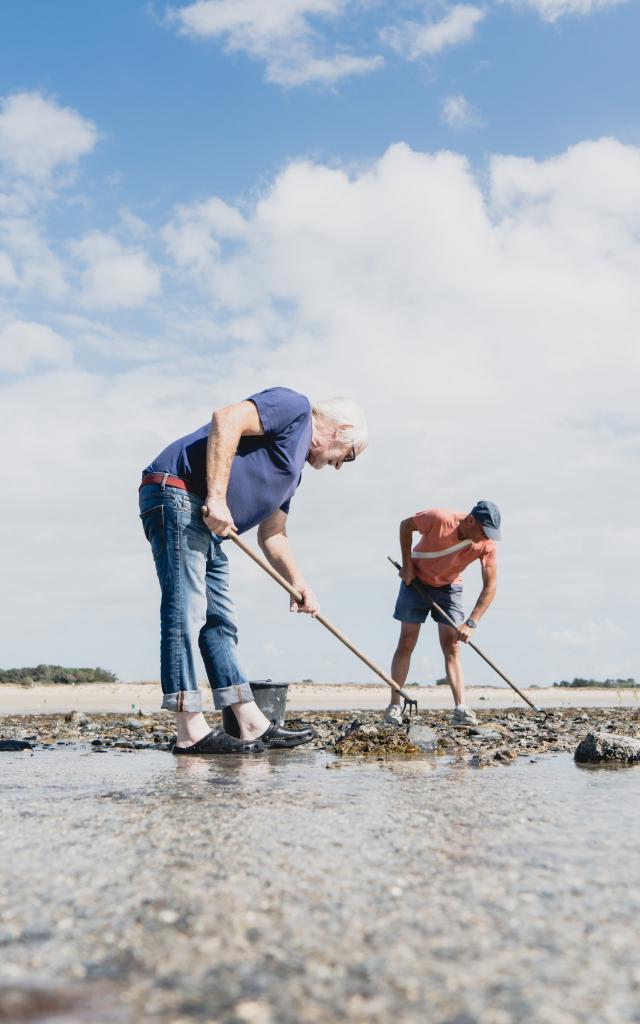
{"left": 411, "top": 508, "right": 497, "bottom": 587}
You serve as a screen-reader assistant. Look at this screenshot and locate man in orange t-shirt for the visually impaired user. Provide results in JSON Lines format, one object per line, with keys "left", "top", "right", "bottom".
{"left": 384, "top": 500, "right": 501, "bottom": 727}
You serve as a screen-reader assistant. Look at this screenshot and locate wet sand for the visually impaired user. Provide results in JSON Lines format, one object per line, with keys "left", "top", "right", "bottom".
{"left": 0, "top": 746, "right": 638, "bottom": 1023}
{"left": 1, "top": 681, "right": 638, "bottom": 715}
{"left": 2, "top": 696, "right": 639, "bottom": 1022}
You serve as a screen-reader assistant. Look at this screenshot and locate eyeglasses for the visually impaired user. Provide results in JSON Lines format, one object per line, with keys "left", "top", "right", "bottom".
{"left": 343, "top": 444, "right": 356, "bottom": 463}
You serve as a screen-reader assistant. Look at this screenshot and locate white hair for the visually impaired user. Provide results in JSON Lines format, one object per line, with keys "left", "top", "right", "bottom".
{"left": 312, "top": 397, "right": 368, "bottom": 450}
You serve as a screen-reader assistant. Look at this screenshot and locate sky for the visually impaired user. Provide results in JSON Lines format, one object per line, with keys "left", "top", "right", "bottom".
{"left": 1, "top": 0, "right": 639, "bottom": 693}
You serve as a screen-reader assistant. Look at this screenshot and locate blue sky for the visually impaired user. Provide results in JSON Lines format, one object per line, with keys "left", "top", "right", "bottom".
{"left": 1, "top": 0, "right": 639, "bottom": 692}
{"left": 3, "top": 0, "right": 640, "bottom": 206}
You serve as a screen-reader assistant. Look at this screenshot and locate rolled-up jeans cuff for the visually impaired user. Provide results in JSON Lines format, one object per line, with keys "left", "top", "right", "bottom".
{"left": 213, "top": 682, "right": 254, "bottom": 710}
{"left": 161, "top": 689, "right": 203, "bottom": 712}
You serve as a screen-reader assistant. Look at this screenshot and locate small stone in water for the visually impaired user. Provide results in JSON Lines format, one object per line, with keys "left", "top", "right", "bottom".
{"left": 407, "top": 725, "right": 437, "bottom": 752}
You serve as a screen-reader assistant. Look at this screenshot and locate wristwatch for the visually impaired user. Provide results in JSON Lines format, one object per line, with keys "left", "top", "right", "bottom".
{"left": 465, "top": 619, "right": 477, "bottom": 629}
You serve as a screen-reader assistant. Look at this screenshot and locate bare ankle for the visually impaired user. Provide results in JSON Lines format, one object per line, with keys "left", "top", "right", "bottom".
{"left": 175, "top": 711, "right": 210, "bottom": 747}
{"left": 239, "top": 719, "right": 266, "bottom": 740}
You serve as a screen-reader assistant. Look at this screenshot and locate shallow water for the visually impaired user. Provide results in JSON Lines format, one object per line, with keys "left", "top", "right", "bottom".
{"left": 1, "top": 747, "right": 639, "bottom": 1023}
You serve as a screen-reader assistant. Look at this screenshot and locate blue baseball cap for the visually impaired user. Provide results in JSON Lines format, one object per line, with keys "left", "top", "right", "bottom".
{"left": 471, "top": 500, "right": 502, "bottom": 541}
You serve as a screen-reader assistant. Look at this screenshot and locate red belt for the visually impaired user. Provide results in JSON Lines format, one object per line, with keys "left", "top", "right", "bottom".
{"left": 139, "top": 472, "right": 193, "bottom": 492}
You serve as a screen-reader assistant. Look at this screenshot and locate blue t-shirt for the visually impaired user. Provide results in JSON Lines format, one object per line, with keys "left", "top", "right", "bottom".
{"left": 143, "top": 387, "right": 312, "bottom": 534}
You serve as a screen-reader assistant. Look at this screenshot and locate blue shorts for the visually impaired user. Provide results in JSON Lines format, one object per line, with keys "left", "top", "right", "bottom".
{"left": 393, "top": 581, "right": 464, "bottom": 627}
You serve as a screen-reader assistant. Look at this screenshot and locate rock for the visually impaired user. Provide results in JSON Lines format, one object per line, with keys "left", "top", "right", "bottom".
{"left": 124, "top": 719, "right": 144, "bottom": 731}
{"left": 574, "top": 731, "right": 640, "bottom": 764}
{"left": 0, "top": 740, "right": 33, "bottom": 752}
{"left": 64, "top": 711, "right": 87, "bottom": 724}
{"left": 340, "top": 719, "right": 362, "bottom": 739}
{"left": 494, "top": 748, "right": 518, "bottom": 762}
{"left": 469, "top": 753, "right": 491, "bottom": 768}
{"left": 233, "top": 1000, "right": 273, "bottom": 1024}
{"left": 407, "top": 725, "right": 438, "bottom": 752}
{"left": 469, "top": 727, "right": 503, "bottom": 741}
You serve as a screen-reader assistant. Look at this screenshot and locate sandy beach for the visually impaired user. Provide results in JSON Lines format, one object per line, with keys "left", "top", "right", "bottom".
{"left": 0, "top": 681, "right": 638, "bottom": 715}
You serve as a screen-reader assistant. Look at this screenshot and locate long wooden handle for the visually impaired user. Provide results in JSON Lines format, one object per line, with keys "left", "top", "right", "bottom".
{"left": 388, "top": 558, "right": 541, "bottom": 713}
{"left": 229, "top": 533, "right": 415, "bottom": 703}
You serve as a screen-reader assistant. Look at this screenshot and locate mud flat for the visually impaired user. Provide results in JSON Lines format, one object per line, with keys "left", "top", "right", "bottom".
{"left": 1, "top": 706, "right": 639, "bottom": 761}
{"left": 1, "top": 741, "right": 639, "bottom": 1024}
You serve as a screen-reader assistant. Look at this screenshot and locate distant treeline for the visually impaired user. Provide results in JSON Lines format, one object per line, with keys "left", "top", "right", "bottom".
{"left": 0, "top": 665, "right": 117, "bottom": 685}
{"left": 553, "top": 677, "right": 637, "bottom": 689}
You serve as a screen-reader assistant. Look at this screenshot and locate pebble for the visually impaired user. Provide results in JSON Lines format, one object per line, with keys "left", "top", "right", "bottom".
{"left": 470, "top": 728, "right": 504, "bottom": 741}
{"left": 407, "top": 724, "right": 438, "bottom": 752}
{"left": 157, "top": 909, "right": 179, "bottom": 925}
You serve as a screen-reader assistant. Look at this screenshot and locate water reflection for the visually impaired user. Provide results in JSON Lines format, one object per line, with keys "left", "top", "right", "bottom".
{"left": 175, "top": 751, "right": 279, "bottom": 787}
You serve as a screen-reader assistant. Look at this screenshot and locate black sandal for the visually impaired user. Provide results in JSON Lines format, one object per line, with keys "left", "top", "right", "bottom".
{"left": 258, "top": 721, "right": 316, "bottom": 749}
{"left": 172, "top": 730, "right": 266, "bottom": 755}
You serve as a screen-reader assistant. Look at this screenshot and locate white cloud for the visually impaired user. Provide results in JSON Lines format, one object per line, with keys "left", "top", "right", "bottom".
{"left": 168, "top": 0, "right": 383, "bottom": 86}
{"left": 0, "top": 91, "right": 97, "bottom": 181}
{"left": 439, "top": 93, "right": 482, "bottom": 128}
{"left": 550, "top": 620, "right": 626, "bottom": 648}
{"left": 0, "top": 251, "right": 18, "bottom": 287}
{"left": 381, "top": 5, "right": 485, "bottom": 60}
{"left": 70, "top": 232, "right": 162, "bottom": 310}
{"left": 0, "top": 319, "right": 72, "bottom": 373}
{"left": 0, "top": 217, "right": 68, "bottom": 300}
{"left": 271, "top": 51, "right": 383, "bottom": 88}
{"left": 172, "top": 0, "right": 343, "bottom": 37}
{"left": 163, "top": 196, "right": 249, "bottom": 277}
{"left": 504, "top": 0, "right": 628, "bottom": 21}
{"left": 55, "top": 312, "right": 179, "bottom": 363}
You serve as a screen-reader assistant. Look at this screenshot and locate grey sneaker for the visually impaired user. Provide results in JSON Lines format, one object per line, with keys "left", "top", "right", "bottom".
{"left": 384, "top": 704, "right": 404, "bottom": 727}
{"left": 452, "top": 705, "right": 478, "bottom": 727}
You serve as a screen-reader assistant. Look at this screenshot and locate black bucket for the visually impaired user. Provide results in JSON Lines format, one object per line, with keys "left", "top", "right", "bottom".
{"left": 221, "top": 679, "right": 289, "bottom": 737}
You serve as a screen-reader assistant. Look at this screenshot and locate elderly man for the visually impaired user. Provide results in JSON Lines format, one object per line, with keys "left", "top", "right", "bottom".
{"left": 140, "top": 387, "right": 367, "bottom": 755}
{"left": 384, "top": 501, "right": 501, "bottom": 728}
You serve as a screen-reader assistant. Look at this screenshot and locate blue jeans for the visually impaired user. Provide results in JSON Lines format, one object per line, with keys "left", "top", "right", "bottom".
{"left": 139, "top": 482, "right": 253, "bottom": 711}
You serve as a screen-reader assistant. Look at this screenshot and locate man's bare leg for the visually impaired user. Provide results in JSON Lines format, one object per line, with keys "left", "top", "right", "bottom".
{"left": 389, "top": 622, "right": 422, "bottom": 706}
{"left": 438, "top": 623, "right": 465, "bottom": 707}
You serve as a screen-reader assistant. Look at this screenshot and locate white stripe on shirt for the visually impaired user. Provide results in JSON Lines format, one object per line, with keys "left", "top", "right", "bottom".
{"left": 412, "top": 539, "right": 473, "bottom": 559}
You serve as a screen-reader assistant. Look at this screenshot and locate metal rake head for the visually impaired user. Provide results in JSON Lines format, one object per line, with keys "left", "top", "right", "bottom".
{"left": 402, "top": 696, "right": 418, "bottom": 717}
